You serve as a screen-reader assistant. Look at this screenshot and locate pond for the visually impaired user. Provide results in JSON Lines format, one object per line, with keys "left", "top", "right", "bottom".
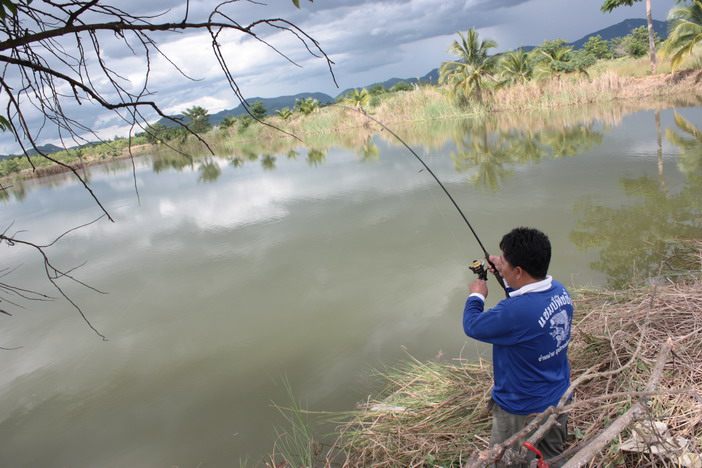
{"left": 1, "top": 98, "right": 701, "bottom": 466}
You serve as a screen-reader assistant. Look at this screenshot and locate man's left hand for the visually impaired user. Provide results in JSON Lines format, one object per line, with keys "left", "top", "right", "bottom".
{"left": 469, "top": 279, "right": 488, "bottom": 298}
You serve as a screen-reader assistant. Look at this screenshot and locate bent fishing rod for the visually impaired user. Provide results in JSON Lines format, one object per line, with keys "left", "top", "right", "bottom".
{"left": 341, "top": 106, "right": 509, "bottom": 298}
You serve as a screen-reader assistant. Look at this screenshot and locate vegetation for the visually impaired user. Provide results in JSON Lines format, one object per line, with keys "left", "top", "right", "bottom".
{"left": 663, "top": 0, "right": 702, "bottom": 70}
{"left": 295, "top": 97, "right": 321, "bottom": 115}
{"left": 346, "top": 88, "right": 371, "bottom": 110}
{"left": 439, "top": 28, "right": 497, "bottom": 103}
{"left": 182, "top": 106, "right": 212, "bottom": 134}
{"left": 602, "top": 0, "right": 659, "bottom": 72}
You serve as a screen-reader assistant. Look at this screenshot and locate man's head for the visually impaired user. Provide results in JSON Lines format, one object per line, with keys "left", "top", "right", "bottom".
{"left": 499, "top": 227, "right": 551, "bottom": 280}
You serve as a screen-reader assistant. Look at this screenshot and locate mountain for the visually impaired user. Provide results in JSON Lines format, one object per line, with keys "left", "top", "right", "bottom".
{"left": 569, "top": 18, "right": 667, "bottom": 49}
{"left": 335, "top": 69, "right": 439, "bottom": 99}
{"left": 157, "top": 92, "right": 334, "bottom": 128}
{"left": 1, "top": 142, "right": 101, "bottom": 159}
{"left": 516, "top": 18, "right": 667, "bottom": 51}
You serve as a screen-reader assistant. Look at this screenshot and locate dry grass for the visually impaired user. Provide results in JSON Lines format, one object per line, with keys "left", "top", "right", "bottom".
{"left": 324, "top": 242, "right": 702, "bottom": 468}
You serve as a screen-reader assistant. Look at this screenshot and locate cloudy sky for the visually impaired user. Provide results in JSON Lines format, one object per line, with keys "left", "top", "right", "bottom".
{"left": 1, "top": 0, "right": 677, "bottom": 154}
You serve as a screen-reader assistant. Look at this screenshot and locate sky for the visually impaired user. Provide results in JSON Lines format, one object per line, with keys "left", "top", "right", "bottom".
{"left": 0, "top": 0, "right": 678, "bottom": 154}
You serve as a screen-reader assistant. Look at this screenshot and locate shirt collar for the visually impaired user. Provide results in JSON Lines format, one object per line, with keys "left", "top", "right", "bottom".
{"left": 508, "top": 275, "right": 553, "bottom": 298}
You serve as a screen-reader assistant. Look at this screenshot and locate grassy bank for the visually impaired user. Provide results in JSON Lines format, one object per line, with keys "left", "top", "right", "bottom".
{"left": 271, "top": 241, "right": 702, "bottom": 467}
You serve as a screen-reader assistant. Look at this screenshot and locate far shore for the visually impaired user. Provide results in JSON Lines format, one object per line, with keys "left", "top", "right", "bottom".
{"left": 2, "top": 67, "right": 702, "bottom": 187}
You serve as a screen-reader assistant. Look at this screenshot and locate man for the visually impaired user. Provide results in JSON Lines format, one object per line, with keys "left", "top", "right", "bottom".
{"left": 463, "top": 227, "right": 573, "bottom": 468}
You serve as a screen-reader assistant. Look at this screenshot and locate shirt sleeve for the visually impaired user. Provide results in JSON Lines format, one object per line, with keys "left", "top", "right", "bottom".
{"left": 463, "top": 296, "right": 523, "bottom": 345}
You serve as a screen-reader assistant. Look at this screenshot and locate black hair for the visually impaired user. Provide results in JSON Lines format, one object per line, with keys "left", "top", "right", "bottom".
{"left": 499, "top": 227, "right": 551, "bottom": 279}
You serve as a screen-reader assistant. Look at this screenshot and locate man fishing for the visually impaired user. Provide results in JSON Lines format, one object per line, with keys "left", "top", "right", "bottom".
{"left": 463, "top": 227, "right": 573, "bottom": 468}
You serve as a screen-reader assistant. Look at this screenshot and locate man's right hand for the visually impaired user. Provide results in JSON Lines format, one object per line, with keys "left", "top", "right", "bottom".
{"left": 487, "top": 255, "right": 503, "bottom": 275}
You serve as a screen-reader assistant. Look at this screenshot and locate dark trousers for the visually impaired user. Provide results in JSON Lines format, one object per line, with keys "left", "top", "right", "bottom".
{"left": 489, "top": 402, "right": 568, "bottom": 468}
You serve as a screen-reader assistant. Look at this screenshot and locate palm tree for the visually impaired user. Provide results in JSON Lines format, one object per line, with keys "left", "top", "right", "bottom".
{"left": 346, "top": 88, "right": 371, "bottom": 109}
{"left": 275, "top": 107, "right": 293, "bottom": 120}
{"left": 662, "top": 0, "right": 702, "bottom": 71}
{"left": 601, "top": 0, "right": 658, "bottom": 73}
{"left": 533, "top": 44, "right": 575, "bottom": 80}
{"left": 497, "top": 49, "right": 532, "bottom": 86}
{"left": 294, "top": 97, "right": 320, "bottom": 115}
{"left": 439, "top": 28, "right": 497, "bottom": 103}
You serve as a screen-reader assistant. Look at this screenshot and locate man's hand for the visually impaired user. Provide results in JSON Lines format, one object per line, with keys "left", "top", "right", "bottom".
{"left": 469, "top": 279, "right": 488, "bottom": 298}
{"left": 487, "top": 254, "right": 504, "bottom": 275}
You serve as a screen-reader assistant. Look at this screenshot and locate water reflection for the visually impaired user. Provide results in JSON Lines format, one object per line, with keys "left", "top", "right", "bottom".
{"left": 570, "top": 113, "right": 702, "bottom": 288}
{"left": 667, "top": 112, "right": 702, "bottom": 174}
{"left": 2, "top": 99, "right": 702, "bottom": 466}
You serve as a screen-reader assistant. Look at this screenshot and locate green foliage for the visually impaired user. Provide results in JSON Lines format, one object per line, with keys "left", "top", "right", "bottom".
{"left": 367, "top": 84, "right": 386, "bottom": 95}
{"left": 346, "top": 88, "right": 371, "bottom": 109}
{"left": 439, "top": 28, "right": 497, "bottom": 103}
{"left": 0, "top": 0, "right": 30, "bottom": 21}
{"left": 294, "top": 97, "right": 320, "bottom": 115}
{"left": 663, "top": 0, "right": 702, "bottom": 71}
{"left": 0, "top": 115, "right": 11, "bottom": 132}
{"left": 0, "top": 156, "right": 20, "bottom": 176}
{"left": 249, "top": 101, "right": 267, "bottom": 120}
{"left": 274, "top": 107, "right": 293, "bottom": 120}
{"left": 601, "top": 0, "right": 640, "bottom": 13}
{"left": 273, "top": 378, "right": 319, "bottom": 468}
{"left": 182, "top": 105, "right": 211, "bottom": 134}
{"left": 534, "top": 39, "right": 570, "bottom": 59}
{"left": 238, "top": 116, "right": 253, "bottom": 133}
{"left": 622, "top": 26, "right": 662, "bottom": 58}
{"left": 497, "top": 49, "right": 533, "bottom": 86}
{"left": 532, "top": 39, "right": 595, "bottom": 78}
{"left": 291, "top": 0, "right": 313, "bottom": 8}
{"left": 583, "top": 35, "right": 613, "bottom": 59}
{"left": 219, "top": 116, "right": 238, "bottom": 129}
{"left": 144, "top": 122, "right": 185, "bottom": 143}
{"left": 390, "top": 81, "right": 413, "bottom": 92}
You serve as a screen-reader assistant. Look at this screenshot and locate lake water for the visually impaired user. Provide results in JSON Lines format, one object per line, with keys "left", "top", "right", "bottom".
{"left": 1, "top": 101, "right": 701, "bottom": 466}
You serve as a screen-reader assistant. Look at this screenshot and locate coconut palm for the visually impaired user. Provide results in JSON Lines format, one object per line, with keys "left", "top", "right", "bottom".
{"left": 601, "top": 0, "right": 658, "bottom": 73}
{"left": 346, "top": 88, "right": 371, "bottom": 109}
{"left": 663, "top": 0, "right": 702, "bottom": 71}
{"left": 533, "top": 46, "right": 572, "bottom": 80}
{"left": 496, "top": 49, "right": 532, "bottom": 87}
{"left": 275, "top": 107, "right": 293, "bottom": 120}
{"left": 439, "top": 28, "right": 497, "bottom": 103}
{"left": 294, "top": 97, "right": 319, "bottom": 115}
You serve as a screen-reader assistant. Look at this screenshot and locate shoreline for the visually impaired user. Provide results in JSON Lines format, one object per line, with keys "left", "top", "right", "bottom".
{"left": 2, "top": 69, "right": 702, "bottom": 188}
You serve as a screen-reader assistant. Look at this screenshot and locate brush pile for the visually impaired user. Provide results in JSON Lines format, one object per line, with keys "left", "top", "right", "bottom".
{"left": 329, "top": 244, "right": 702, "bottom": 467}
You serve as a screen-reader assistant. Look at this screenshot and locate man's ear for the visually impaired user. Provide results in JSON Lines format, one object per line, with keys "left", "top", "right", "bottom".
{"left": 514, "top": 266, "right": 523, "bottom": 278}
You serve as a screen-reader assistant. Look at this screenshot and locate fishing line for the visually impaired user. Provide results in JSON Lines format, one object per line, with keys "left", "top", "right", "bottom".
{"left": 339, "top": 105, "right": 509, "bottom": 297}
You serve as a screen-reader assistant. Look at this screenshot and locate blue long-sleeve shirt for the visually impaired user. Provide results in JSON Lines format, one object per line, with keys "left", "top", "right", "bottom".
{"left": 463, "top": 276, "right": 573, "bottom": 415}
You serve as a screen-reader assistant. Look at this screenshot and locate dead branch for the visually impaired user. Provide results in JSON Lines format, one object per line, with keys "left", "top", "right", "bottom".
{"left": 562, "top": 340, "right": 673, "bottom": 468}
{"left": 0, "top": 216, "right": 108, "bottom": 340}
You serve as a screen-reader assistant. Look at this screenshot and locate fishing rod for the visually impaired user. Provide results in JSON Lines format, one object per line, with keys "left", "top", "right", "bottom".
{"left": 342, "top": 106, "right": 509, "bottom": 298}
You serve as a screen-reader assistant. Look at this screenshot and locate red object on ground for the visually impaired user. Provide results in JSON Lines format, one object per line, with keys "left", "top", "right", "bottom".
{"left": 522, "top": 442, "right": 549, "bottom": 468}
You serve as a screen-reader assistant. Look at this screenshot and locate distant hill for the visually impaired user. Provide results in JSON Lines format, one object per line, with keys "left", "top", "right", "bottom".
{"left": 517, "top": 18, "right": 667, "bottom": 51}
{"left": 157, "top": 92, "right": 334, "bottom": 128}
{"left": 0, "top": 143, "right": 64, "bottom": 159}
{"left": 336, "top": 69, "right": 439, "bottom": 99}
{"left": 0, "top": 142, "right": 101, "bottom": 159}
{"left": 569, "top": 18, "right": 667, "bottom": 49}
